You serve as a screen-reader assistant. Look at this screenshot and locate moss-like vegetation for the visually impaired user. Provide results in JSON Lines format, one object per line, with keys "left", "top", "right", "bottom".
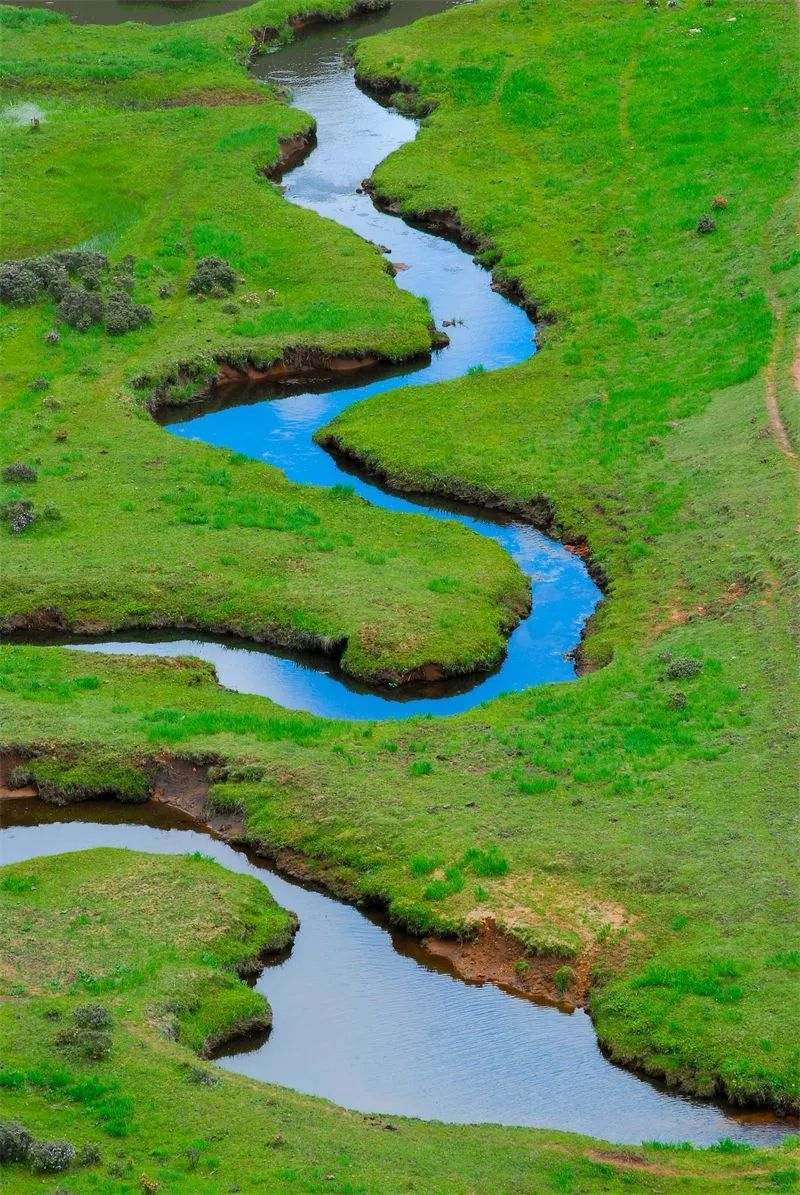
{"left": 0, "top": 0, "right": 528, "bottom": 684}
{"left": 1, "top": 0, "right": 799, "bottom": 1176}
{"left": 3, "top": 849, "right": 798, "bottom": 1193}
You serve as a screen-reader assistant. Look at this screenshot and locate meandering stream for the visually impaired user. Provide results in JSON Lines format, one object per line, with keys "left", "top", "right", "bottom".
{"left": 56, "top": 0, "right": 602, "bottom": 719}
{"left": 3, "top": 0, "right": 795, "bottom": 1148}
{"left": 2, "top": 798, "right": 794, "bottom": 1147}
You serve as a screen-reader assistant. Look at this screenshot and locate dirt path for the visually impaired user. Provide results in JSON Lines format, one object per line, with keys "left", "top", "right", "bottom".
{"left": 764, "top": 301, "right": 798, "bottom": 463}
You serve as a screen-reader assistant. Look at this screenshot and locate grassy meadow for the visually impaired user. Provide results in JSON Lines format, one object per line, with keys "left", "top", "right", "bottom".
{"left": 1, "top": 0, "right": 799, "bottom": 1187}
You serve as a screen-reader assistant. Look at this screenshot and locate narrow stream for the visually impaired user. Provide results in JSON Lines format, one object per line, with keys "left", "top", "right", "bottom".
{"left": 55, "top": 0, "right": 602, "bottom": 719}
{"left": 2, "top": 798, "right": 794, "bottom": 1147}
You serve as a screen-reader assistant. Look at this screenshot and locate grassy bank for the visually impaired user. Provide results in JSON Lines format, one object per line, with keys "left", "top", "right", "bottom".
{"left": 3, "top": 848, "right": 798, "bottom": 1194}
{"left": 0, "top": 1, "right": 529, "bottom": 684}
{"left": 1, "top": 0, "right": 798, "bottom": 1162}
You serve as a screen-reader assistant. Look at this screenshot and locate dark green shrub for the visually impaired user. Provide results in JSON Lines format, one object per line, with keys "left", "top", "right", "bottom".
{"left": 57, "top": 285, "right": 104, "bottom": 331}
{"left": 668, "top": 691, "right": 688, "bottom": 709}
{"left": 2, "top": 461, "right": 37, "bottom": 482}
{"left": 0, "top": 1119, "right": 33, "bottom": 1162}
{"left": 0, "top": 262, "right": 40, "bottom": 303}
{"left": 73, "top": 1003, "right": 112, "bottom": 1030}
{"left": 75, "top": 1142, "right": 101, "bottom": 1166}
{"left": 1, "top": 499, "right": 36, "bottom": 533}
{"left": 187, "top": 255, "right": 237, "bottom": 296}
{"left": 104, "top": 291, "right": 152, "bottom": 335}
{"left": 666, "top": 656, "right": 703, "bottom": 680}
{"left": 43, "top": 501, "right": 62, "bottom": 521}
{"left": 697, "top": 214, "right": 716, "bottom": 235}
{"left": 55, "top": 1025, "right": 112, "bottom": 1060}
{"left": 29, "top": 1139, "right": 75, "bottom": 1174}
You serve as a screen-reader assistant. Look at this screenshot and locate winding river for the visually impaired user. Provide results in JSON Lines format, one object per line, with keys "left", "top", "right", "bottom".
{"left": 2, "top": 797, "right": 794, "bottom": 1147}
{"left": 56, "top": 0, "right": 602, "bottom": 720}
{"left": 3, "top": 0, "right": 795, "bottom": 1149}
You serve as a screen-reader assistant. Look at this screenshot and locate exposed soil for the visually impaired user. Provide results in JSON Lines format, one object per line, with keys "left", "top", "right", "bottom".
{"left": 423, "top": 920, "right": 589, "bottom": 1008}
{"left": 262, "top": 128, "right": 318, "bottom": 181}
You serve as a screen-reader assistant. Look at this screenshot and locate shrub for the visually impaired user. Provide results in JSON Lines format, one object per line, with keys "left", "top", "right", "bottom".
{"left": 1, "top": 499, "right": 37, "bottom": 533}
{"left": 697, "top": 214, "right": 716, "bottom": 235}
{"left": 58, "top": 285, "right": 104, "bottom": 331}
{"left": 104, "top": 291, "right": 152, "bottom": 334}
{"left": 29, "top": 1139, "right": 75, "bottom": 1174}
{"left": 0, "top": 261, "right": 39, "bottom": 303}
{"left": 43, "top": 501, "right": 62, "bottom": 520}
{"left": 2, "top": 461, "right": 37, "bottom": 482}
{"left": 666, "top": 656, "right": 703, "bottom": 680}
{"left": 0, "top": 1119, "right": 33, "bottom": 1162}
{"left": 187, "top": 255, "right": 237, "bottom": 296}
{"left": 668, "top": 690, "right": 688, "bottom": 709}
{"left": 554, "top": 965, "right": 575, "bottom": 994}
{"left": 55, "top": 1025, "right": 112, "bottom": 1060}
{"left": 45, "top": 330, "right": 60, "bottom": 344}
{"left": 712, "top": 194, "right": 728, "bottom": 210}
{"left": 75, "top": 1142, "right": 101, "bottom": 1166}
{"left": 73, "top": 1003, "right": 112, "bottom": 1030}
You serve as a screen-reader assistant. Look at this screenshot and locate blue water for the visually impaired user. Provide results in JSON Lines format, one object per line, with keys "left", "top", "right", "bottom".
{"left": 69, "top": 1, "right": 601, "bottom": 719}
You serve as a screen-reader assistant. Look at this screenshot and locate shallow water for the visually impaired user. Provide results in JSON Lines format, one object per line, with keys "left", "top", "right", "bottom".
{"left": 2, "top": 798, "right": 794, "bottom": 1147}
{"left": 54, "top": 0, "right": 602, "bottom": 718}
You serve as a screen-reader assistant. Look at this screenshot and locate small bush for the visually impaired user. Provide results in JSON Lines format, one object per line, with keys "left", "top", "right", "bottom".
{"left": 410, "top": 759, "right": 432, "bottom": 776}
{"left": 712, "top": 194, "right": 728, "bottom": 210}
{"left": 187, "top": 255, "right": 237, "bottom": 296}
{"left": 668, "top": 691, "right": 688, "bottom": 709}
{"left": 56, "top": 1025, "right": 112, "bottom": 1060}
{"left": 29, "top": 1139, "right": 75, "bottom": 1174}
{"left": 1, "top": 499, "right": 37, "bottom": 533}
{"left": 666, "top": 656, "right": 703, "bottom": 680}
{"left": 0, "top": 1119, "right": 33, "bottom": 1162}
{"left": 2, "top": 461, "right": 37, "bottom": 482}
{"left": 105, "top": 291, "right": 152, "bottom": 335}
{"left": 43, "top": 501, "right": 62, "bottom": 520}
{"left": 58, "top": 285, "right": 104, "bottom": 331}
{"left": 75, "top": 1142, "right": 101, "bottom": 1166}
{"left": 45, "top": 330, "right": 60, "bottom": 344}
{"left": 696, "top": 214, "right": 716, "bottom": 235}
{"left": 0, "top": 262, "right": 39, "bottom": 303}
{"left": 73, "top": 1003, "right": 112, "bottom": 1030}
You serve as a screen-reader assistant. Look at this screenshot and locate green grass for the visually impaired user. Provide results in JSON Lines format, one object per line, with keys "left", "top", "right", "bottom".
{"left": 0, "top": 0, "right": 529, "bottom": 685}
{"left": 0, "top": 0, "right": 798, "bottom": 1167}
{"left": 3, "top": 849, "right": 797, "bottom": 1194}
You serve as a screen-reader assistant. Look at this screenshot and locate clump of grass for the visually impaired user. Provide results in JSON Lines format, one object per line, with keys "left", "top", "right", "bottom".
{"left": 462, "top": 846, "right": 509, "bottom": 877}
{"left": 554, "top": 965, "right": 575, "bottom": 995}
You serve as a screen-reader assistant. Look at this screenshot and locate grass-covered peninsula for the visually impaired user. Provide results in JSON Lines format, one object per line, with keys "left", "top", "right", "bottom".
{"left": 1, "top": 0, "right": 799, "bottom": 1188}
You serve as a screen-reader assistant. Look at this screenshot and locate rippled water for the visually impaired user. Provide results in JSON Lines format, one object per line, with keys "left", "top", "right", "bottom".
{"left": 2, "top": 799, "right": 794, "bottom": 1147}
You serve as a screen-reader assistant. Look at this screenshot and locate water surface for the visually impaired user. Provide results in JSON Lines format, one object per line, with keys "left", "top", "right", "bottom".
{"left": 2, "top": 798, "right": 794, "bottom": 1147}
